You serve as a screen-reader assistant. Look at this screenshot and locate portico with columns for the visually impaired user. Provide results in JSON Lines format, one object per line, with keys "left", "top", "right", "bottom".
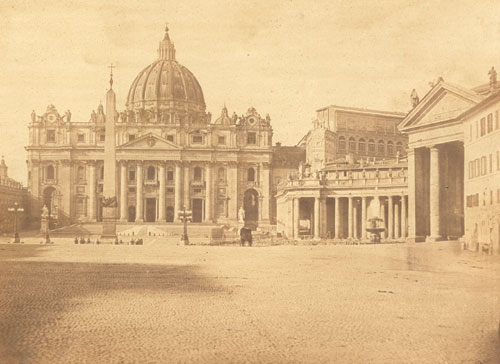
{"left": 399, "top": 80, "right": 480, "bottom": 242}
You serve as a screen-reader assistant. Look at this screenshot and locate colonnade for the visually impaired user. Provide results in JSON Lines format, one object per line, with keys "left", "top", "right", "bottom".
{"left": 291, "top": 195, "right": 408, "bottom": 240}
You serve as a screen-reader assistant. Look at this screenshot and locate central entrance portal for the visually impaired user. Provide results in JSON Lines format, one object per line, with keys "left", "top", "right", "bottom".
{"left": 243, "top": 189, "right": 259, "bottom": 229}
{"left": 192, "top": 199, "right": 203, "bottom": 222}
{"left": 145, "top": 198, "right": 157, "bottom": 222}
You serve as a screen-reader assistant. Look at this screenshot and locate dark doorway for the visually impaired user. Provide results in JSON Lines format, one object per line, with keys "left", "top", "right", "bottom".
{"left": 166, "top": 206, "right": 174, "bottom": 222}
{"left": 43, "top": 187, "right": 57, "bottom": 229}
{"left": 192, "top": 199, "right": 203, "bottom": 222}
{"left": 128, "top": 206, "right": 136, "bottom": 222}
{"left": 145, "top": 198, "right": 156, "bottom": 222}
{"left": 243, "top": 189, "right": 259, "bottom": 229}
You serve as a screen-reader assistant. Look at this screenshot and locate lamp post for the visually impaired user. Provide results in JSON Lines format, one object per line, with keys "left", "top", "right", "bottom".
{"left": 8, "top": 202, "right": 24, "bottom": 244}
{"left": 178, "top": 206, "right": 192, "bottom": 245}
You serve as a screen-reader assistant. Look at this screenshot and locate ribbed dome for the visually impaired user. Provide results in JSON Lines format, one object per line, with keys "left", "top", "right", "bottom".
{"left": 126, "top": 26, "right": 205, "bottom": 111}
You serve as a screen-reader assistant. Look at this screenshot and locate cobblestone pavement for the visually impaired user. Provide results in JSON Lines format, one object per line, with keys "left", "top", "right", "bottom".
{"left": 0, "top": 241, "right": 499, "bottom": 364}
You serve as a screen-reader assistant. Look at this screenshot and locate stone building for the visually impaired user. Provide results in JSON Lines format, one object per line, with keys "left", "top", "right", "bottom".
{"left": 398, "top": 69, "right": 500, "bottom": 253}
{"left": 25, "top": 27, "right": 301, "bottom": 230}
{"left": 297, "top": 105, "right": 408, "bottom": 171}
{"left": 0, "top": 158, "right": 27, "bottom": 234}
{"left": 276, "top": 105, "right": 409, "bottom": 240}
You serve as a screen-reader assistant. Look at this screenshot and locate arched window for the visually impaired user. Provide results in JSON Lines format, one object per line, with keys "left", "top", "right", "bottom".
{"left": 77, "top": 166, "right": 85, "bottom": 182}
{"left": 358, "top": 138, "right": 365, "bottom": 153}
{"left": 193, "top": 167, "right": 202, "bottom": 181}
{"left": 167, "top": 168, "right": 174, "bottom": 181}
{"left": 368, "top": 139, "right": 375, "bottom": 154}
{"left": 387, "top": 141, "right": 394, "bottom": 155}
{"left": 247, "top": 168, "right": 255, "bottom": 182}
{"left": 348, "top": 137, "right": 356, "bottom": 152}
{"left": 218, "top": 167, "right": 225, "bottom": 182}
{"left": 396, "top": 142, "right": 404, "bottom": 154}
{"left": 378, "top": 140, "right": 385, "bottom": 155}
{"left": 338, "top": 136, "right": 346, "bottom": 152}
{"left": 47, "top": 165, "right": 55, "bottom": 180}
{"left": 147, "top": 166, "right": 156, "bottom": 180}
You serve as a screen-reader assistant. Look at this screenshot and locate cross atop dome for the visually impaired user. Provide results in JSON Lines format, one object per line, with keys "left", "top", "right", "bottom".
{"left": 158, "top": 23, "right": 176, "bottom": 60}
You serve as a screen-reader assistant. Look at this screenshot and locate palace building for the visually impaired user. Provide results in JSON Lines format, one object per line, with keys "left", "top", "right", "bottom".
{"left": 276, "top": 106, "right": 409, "bottom": 240}
{"left": 25, "top": 27, "right": 302, "bottom": 230}
{"left": 0, "top": 157, "right": 27, "bottom": 234}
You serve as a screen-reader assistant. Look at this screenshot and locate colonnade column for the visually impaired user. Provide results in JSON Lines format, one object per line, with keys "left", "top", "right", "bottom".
{"left": 205, "top": 163, "right": 213, "bottom": 222}
{"left": 334, "top": 197, "right": 340, "bottom": 239}
{"left": 429, "top": 146, "right": 441, "bottom": 241}
{"left": 314, "top": 197, "right": 320, "bottom": 239}
{"left": 407, "top": 149, "right": 417, "bottom": 241}
{"left": 353, "top": 200, "right": 358, "bottom": 239}
{"left": 174, "top": 163, "right": 182, "bottom": 222}
{"left": 293, "top": 198, "right": 300, "bottom": 239}
{"left": 135, "top": 162, "right": 143, "bottom": 222}
{"left": 158, "top": 163, "right": 166, "bottom": 222}
{"left": 380, "top": 196, "right": 386, "bottom": 239}
{"left": 361, "top": 196, "right": 367, "bottom": 240}
{"left": 388, "top": 195, "right": 394, "bottom": 239}
{"left": 119, "top": 162, "right": 127, "bottom": 222}
{"left": 394, "top": 199, "right": 400, "bottom": 239}
{"left": 348, "top": 196, "right": 353, "bottom": 238}
{"left": 401, "top": 194, "right": 407, "bottom": 238}
{"left": 89, "top": 162, "right": 96, "bottom": 221}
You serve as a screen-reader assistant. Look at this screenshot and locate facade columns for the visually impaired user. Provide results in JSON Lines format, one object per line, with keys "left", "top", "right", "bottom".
{"left": 293, "top": 198, "right": 300, "bottom": 239}
{"left": 158, "top": 163, "right": 166, "bottom": 222}
{"left": 205, "top": 163, "right": 213, "bottom": 222}
{"left": 380, "top": 196, "right": 386, "bottom": 239}
{"left": 407, "top": 149, "right": 417, "bottom": 241}
{"left": 119, "top": 162, "right": 127, "bottom": 222}
{"left": 429, "top": 146, "right": 442, "bottom": 241}
{"left": 88, "top": 163, "right": 96, "bottom": 221}
{"left": 334, "top": 197, "right": 340, "bottom": 239}
{"left": 314, "top": 197, "right": 320, "bottom": 239}
{"left": 174, "top": 163, "right": 182, "bottom": 222}
{"left": 353, "top": 201, "right": 358, "bottom": 239}
{"left": 348, "top": 196, "right": 353, "bottom": 238}
{"left": 394, "top": 199, "right": 400, "bottom": 239}
{"left": 135, "top": 162, "right": 143, "bottom": 222}
{"left": 388, "top": 195, "right": 394, "bottom": 239}
{"left": 361, "top": 196, "right": 367, "bottom": 240}
{"left": 183, "top": 162, "right": 190, "bottom": 210}
{"left": 401, "top": 195, "right": 407, "bottom": 238}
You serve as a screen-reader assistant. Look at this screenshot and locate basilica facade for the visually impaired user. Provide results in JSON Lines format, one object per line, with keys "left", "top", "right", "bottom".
{"left": 25, "top": 27, "right": 299, "bottom": 230}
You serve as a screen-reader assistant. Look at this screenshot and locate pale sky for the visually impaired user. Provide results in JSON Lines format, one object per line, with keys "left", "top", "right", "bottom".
{"left": 1, "top": 0, "right": 500, "bottom": 183}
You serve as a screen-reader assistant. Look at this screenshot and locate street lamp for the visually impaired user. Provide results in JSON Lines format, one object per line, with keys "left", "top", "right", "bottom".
{"left": 178, "top": 206, "right": 192, "bottom": 245}
{"left": 8, "top": 202, "right": 24, "bottom": 244}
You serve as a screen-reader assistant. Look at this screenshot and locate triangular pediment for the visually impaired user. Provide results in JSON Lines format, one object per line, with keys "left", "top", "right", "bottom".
{"left": 117, "top": 133, "right": 180, "bottom": 150}
{"left": 399, "top": 81, "right": 483, "bottom": 132}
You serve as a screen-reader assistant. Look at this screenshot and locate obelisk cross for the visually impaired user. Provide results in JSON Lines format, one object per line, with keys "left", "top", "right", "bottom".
{"left": 108, "top": 63, "right": 115, "bottom": 89}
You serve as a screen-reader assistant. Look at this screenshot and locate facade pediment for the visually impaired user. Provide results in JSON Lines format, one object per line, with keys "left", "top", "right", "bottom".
{"left": 117, "top": 133, "right": 180, "bottom": 150}
{"left": 399, "top": 82, "right": 483, "bottom": 133}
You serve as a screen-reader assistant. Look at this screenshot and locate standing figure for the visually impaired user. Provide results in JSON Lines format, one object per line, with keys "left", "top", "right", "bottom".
{"left": 238, "top": 206, "right": 246, "bottom": 223}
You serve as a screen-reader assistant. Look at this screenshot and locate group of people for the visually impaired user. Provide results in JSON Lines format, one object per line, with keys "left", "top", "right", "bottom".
{"left": 73, "top": 237, "right": 144, "bottom": 245}
{"left": 74, "top": 237, "right": 100, "bottom": 245}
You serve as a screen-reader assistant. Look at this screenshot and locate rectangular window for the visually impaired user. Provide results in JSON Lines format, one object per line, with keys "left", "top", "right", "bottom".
{"left": 167, "top": 170, "right": 174, "bottom": 181}
{"left": 129, "top": 170, "right": 136, "bottom": 181}
{"left": 76, "top": 199, "right": 85, "bottom": 215}
{"left": 476, "top": 120, "right": 479, "bottom": 138}
{"left": 128, "top": 134, "right": 136, "bottom": 142}
{"left": 194, "top": 188, "right": 202, "bottom": 194}
{"left": 491, "top": 190, "right": 494, "bottom": 205}
{"left": 490, "top": 154, "right": 493, "bottom": 173}
{"left": 468, "top": 161, "right": 473, "bottom": 179}
{"left": 192, "top": 135, "right": 203, "bottom": 144}
{"left": 218, "top": 136, "right": 225, "bottom": 144}
{"left": 166, "top": 135, "right": 174, "bottom": 142}
{"left": 128, "top": 187, "right": 136, "bottom": 193}
{"left": 47, "top": 130, "right": 56, "bottom": 143}
{"left": 247, "top": 132, "right": 257, "bottom": 145}
{"left": 166, "top": 188, "right": 174, "bottom": 193}
{"left": 466, "top": 195, "right": 472, "bottom": 208}
{"left": 100, "top": 134, "right": 105, "bottom": 142}
{"left": 77, "top": 133, "right": 85, "bottom": 142}
{"left": 481, "top": 156, "right": 487, "bottom": 175}
{"left": 476, "top": 159, "right": 480, "bottom": 177}
{"left": 488, "top": 113, "right": 493, "bottom": 133}
{"left": 480, "top": 117, "right": 486, "bottom": 136}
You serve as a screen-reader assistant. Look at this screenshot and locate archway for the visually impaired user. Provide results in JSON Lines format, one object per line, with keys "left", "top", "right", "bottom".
{"left": 243, "top": 189, "right": 259, "bottom": 229}
{"left": 128, "top": 206, "right": 136, "bottom": 222}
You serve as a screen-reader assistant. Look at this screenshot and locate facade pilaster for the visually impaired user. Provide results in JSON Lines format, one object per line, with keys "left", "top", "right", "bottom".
{"left": 205, "top": 162, "right": 213, "bottom": 222}
{"left": 135, "top": 162, "right": 143, "bottom": 222}
{"left": 89, "top": 162, "right": 96, "bottom": 221}
{"left": 334, "top": 197, "right": 340, "bottom": 239}
{"left": 174, "top": 162, "right": 182, "bottom": 222}
{"left": 158, "top": 163, "right": 166, "bottom": 222}
{"left": 119, "top": 162, "right": 127, "bottom": 222}
{"left": 314, "top": 197, "right": 320, "bottom": 239}
{"left": 395, "top": 199, "right": 400, "bottom": 239}
{"left": 429, "top": 146, "right": 442, "bottom": 241}
{"left": 388, "top": 195, "right": 394, "bottom": 239}
{"left": 183, "top": 162, "right": 190, "bottom": 210}
{"left": 348, "top": 196, "right": 353, "bottom": 238}
{"left": 293, "top": 197, "right": 300, "bottom": 239}
{"left": 361, "top": 196, "right": 367, "bottom": 240}
{"left": 401, "top": 194, "right": 407, "bottom": 238}
{"left": 407, "top": 149, "right": 417, "bottom": 241}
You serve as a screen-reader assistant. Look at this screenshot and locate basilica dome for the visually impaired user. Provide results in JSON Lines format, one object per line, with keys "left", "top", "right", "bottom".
{"left": 126, "top": 27, "right": 205, "bottom": 111}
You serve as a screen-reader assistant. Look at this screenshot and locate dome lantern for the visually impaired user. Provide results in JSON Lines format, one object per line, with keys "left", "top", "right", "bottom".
{"left": 158, "top": 25, "right": 176, "bottom": 61}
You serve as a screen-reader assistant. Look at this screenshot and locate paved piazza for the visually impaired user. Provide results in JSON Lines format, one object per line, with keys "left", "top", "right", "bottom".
{"left": 0, "top": 241, "right": 499, "bottom": 364}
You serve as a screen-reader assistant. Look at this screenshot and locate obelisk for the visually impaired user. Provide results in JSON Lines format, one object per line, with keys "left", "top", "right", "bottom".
{"left": 101, "top": 66, "right": 118, "bottom": 241}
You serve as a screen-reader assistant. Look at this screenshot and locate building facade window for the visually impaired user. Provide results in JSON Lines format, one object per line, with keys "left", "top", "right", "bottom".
{"left": 247, "top": 168, "right": 255, "bottom": 182}
{"left": 218, "top": 136, "right": 226, "bottom": 145}
{"left": 77, "top": 134, "right": 85, "bottom": 142}
{"left": 480, "top": 117, "right": 486, "bottom": 136}
{"left": 77, "top": 166, "right": 85, "bottom": 182}
{"left": 47, "top": 165, "right": 55, "bottom": 180}
{"left": 368, "top": 139, "right": 375, "bottom": 154}
{"left": 378, "top": 140, "right": 385, "bottom": 155}
{"left": 396, "top": 142, "right": 403, "bottom": 154}
{"left": 129, "top": 169, "right": 136, "bottom": 181}
{"left": 99, "top": 134, "right": 105, "bottom": 142}
{"left": 47, "top": 130, "right": 56, "bottom": 143}
{"left": 128, "top": 134, "right": 136, "bottom": 142}
{"left": 338, "top": 136, "right": 346, "bottom": 152}
{"left": 167, "top": 168, "right": 174, "bottom": 181}
{"left": 166, "top": 135, "right": 174, "bottom": 142}
{"left": 193, "top": 167, "right": 202, "bottom": 181}
{"left": 218, "top": 167, "right": 225, "bottom": 182}
{"left": 147, "top": 166, "right": 156, "bottom": 180}
{"left": 192, "top": 135, "right": 203, "bottom": 144}
{"left": 487, "top": 113, "right": 493, "bottom": 133}
{"left": 348, "top": 137, "right": 356, "bottom": 152}
{"left": 387, "top": 141, "right": 393, "bottom": 155}
{"left": 358, "top": 138, "right": 365, "bottom": 153}
{"left": 247, "top": 132, "right": 256, "bottom": 145}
